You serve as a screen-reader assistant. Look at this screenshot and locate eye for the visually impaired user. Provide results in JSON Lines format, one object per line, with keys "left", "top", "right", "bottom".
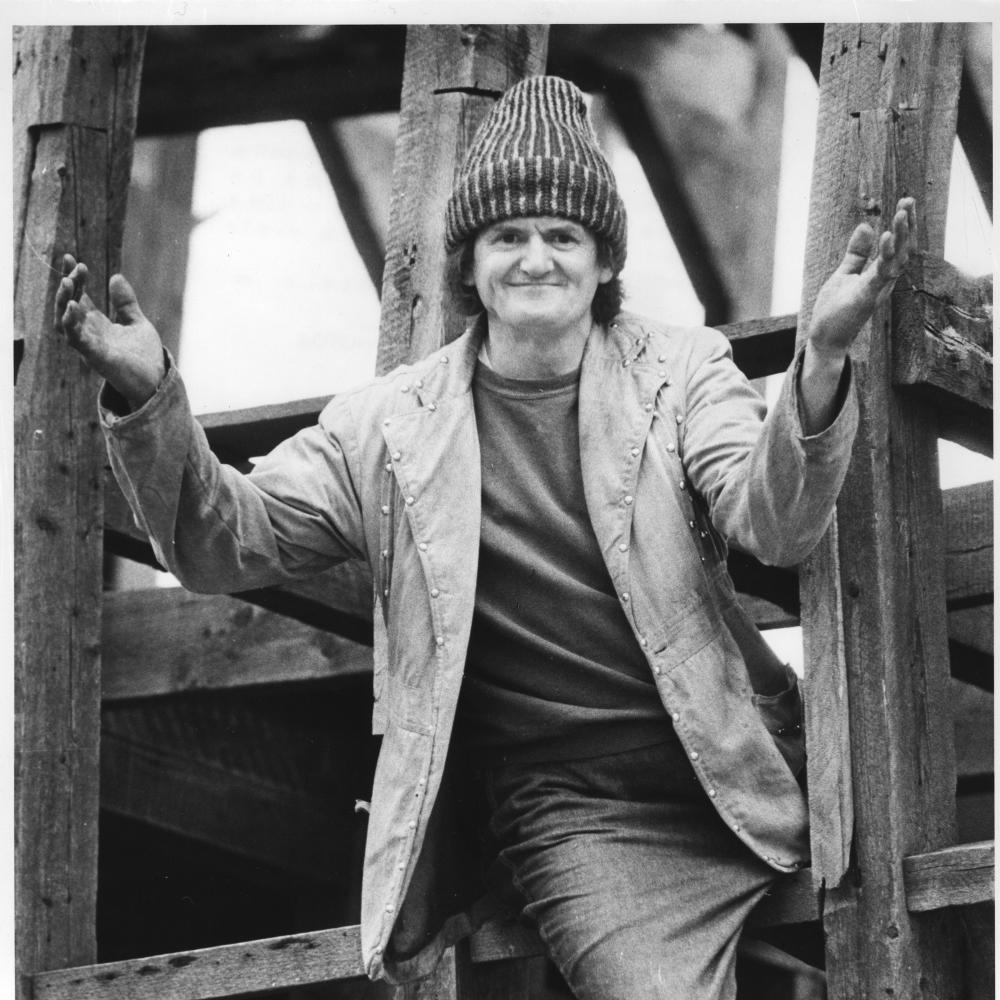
{"left": 550, "top": 230, "right": 579, "bottom": 246}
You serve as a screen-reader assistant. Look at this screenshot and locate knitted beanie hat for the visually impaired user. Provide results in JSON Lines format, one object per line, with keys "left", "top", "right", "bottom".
{"left": 444, "top": 75, "right": 627, "bottom": 271}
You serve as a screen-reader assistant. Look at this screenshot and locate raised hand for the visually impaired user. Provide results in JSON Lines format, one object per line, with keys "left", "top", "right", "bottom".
{"left": 798, "top": 198, "right": 916, "bottom": 433}
{"left": 54, "top": 254, "right": 166, "bottom": 410}
{"left": 807, "top": 197, "right": 916, "bottom": 359}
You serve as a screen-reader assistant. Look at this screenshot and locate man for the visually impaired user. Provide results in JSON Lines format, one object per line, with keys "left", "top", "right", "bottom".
{"left": 56, "top": 75, "right": 914, "bottom": 999}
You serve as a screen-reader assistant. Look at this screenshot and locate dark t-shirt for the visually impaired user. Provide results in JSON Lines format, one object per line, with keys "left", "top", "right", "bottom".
{"left": 456, "top": 361, "right": 675, "bottom": 765}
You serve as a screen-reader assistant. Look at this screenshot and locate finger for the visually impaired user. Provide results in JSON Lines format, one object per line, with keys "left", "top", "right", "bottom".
{"left": 875, "top": 230, "right": 903, "bottom": 282}
{"left": 61, "top": 300, "right": 86, "bottom": 343}
{"left": 838, "top": 223, "right": 877, "bottom": 274}
{"left": 71, "top": 262, "right": 89, "bottom": 302}
{"left": 61, "top": 253, "right": 77, "bottom": 278}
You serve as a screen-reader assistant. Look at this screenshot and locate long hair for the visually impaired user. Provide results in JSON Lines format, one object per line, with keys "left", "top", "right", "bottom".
{"left": 445, "top": 235, "right": 625, "bottom": 327}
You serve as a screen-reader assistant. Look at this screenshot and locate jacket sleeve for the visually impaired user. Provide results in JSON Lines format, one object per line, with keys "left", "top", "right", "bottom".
{"left": 102, "top": 357, "right": 369, "bottom": 593}
{"left": 680, "top": 328, "right": 858, "bottom": 567}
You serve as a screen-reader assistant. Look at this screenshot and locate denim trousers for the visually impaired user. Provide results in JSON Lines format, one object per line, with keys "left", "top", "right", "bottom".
{"left": 479, "top": 740, "right": 778, "bottom": 1000}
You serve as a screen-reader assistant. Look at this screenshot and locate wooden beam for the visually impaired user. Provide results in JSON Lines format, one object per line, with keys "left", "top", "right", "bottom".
{"left": 306, "top": 120, "right": 386, "bottom": 290}
{"left": 576, "top": 25, "right": 789, "bottom": 324}
{"left": 376, "top": 25, "right": 549, "bottom": 373}
{"left": 904, "top": 841, "right": 995, "bottom": 912}
{"left": 894, "top": 255, "right": 992, "bottom": 456}
{"left": 957, "top": 23, "right": 992, "bottom": 217}
{"left": 101, "top": 589, "right": 372, "bottom": 701}
{"left": 943, "top": 480, "right": 993, "bottom": 609}
{"left": 137, "top": 26, "right": 407, "bottom": 136}
{"left": 32, "top": 925, "right": 366, "bottom": 1000}
{"left": 14, "top": 26, "right": 145, "bottom": 993}
{"left": 796, "top": 23, "right": 965, "bottom": 999}
{"left": 99, "top": 729, "right": 354, "bottom": 882}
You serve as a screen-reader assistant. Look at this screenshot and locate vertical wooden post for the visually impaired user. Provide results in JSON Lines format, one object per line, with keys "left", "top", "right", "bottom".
{"left": 376, "top": 25, "right": 549, "bottom": 374}
{"left": 797, "top": 23, "right": 964, "bottom": 999}
{"left": 14, "top": 26, "right": 145, "bottom": 996}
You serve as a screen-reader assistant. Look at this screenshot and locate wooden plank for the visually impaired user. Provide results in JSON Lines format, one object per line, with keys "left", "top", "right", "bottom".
{"left": 718, "top": 314, "right": 797, "bottom": 379}
{"left": 796, "top": 23, "right": 965, "bottom": 1000}
{"left": 951, "top": 679, "right": 993, "bottom": 780}
{"left": 943, "top": 481, "right": 993, "bottom": 609}
{"left": 894, "top": 257, "right": 993, "bottom": 457}
{"left": 32, "top": 925, "right": 366, "bottom": 1000}
{"left": 99, "top": 730, "right": 354, "bottom": 882}
{"left": 904, "top": 841, "right": 995, "bottom": 912}
{"left": 957, "top": 23, "right": 992, "bottom": 217}
{"left": 306, "top": 120, "right": 386, "bottom": 290}
{"left": 137, "top": 25, "right": 407, "bottom": 136}
{"left": 376, "top": 25, "right": 549, "bottom": 374}
{"left": 101, "top": 588, "right": 373, "bottom": 700}
{"left": 597, "top": 25, "right": 790, "bottom": 324}
{"left": 14, "top": 26, "right": 145, "bottom": 993}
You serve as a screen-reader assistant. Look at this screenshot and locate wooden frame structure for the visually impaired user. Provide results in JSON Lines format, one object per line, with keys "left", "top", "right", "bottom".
{"left": 14, "top": 21, "right": 993, "bottom": 1000}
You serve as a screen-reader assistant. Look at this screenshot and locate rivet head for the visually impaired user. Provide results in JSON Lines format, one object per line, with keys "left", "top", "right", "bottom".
{"left": 383, "top": 419, "right": 391, "bottom": 427}
{"left": 644, "top": 403, "right": 653, "bottom": 412}
{"left": 658, "top": 370, "right": 667, "bottom": 378}
{"left": 427, "top": 402, "right": 437, "bottom": 412}
{"left": 675, "top": 414, "right": 683, "bottom": 424}
{"left": 435, "top": 636, "right": 444, "bottom": 647}
{"left": 666, "top": 442, "right": 675, "bottom": 452}
{"left": 690, "top": 750, "right": 699, "bottom": 761}
{"left": 405, "top": 496, "right": 415, "bottom": 505}
{"left": 733, "top": 824, "right": 741, "bottom": 833}
{"left": 416, "top": 380, "right": 423, "bottom": 389}
{"left": 624, "top": 495, "right": 634, "bottom": 505}
{"left": 630, "top": 447, "right": 640, "bottom": 457}
{"left": 689, "top": 520, "right": 696, "bottom": 528}
{"left": 672, "top": 711, "right": 680, "bottom": 722}
{"left": 621, "top": 592, "right": 630, "bottom": 602}
{"left": 401, "top": 385, "right": 410, "bottom": 393}
{"left": 618, "top": 542, "right": 628, "bottom": 552}
{"left": 418, "top": 542, "right": 428, "bottom": 551}
{"left": 430, "top": 588, "right": 440, "bottom": 598}
{"left": 392, "top": 451, "right": 401, "bottom": 461}
{"left": 381, "top": 549, "right": 389, "bottom": 558}
{"left": 658, "top": 354, "right": 667, "bottom": 363}
{"left": 385, "top": 903, "right": 394, "bottom": 913}
{"left": 440, "top": 356, "right": 449, "bottom": 364}
{"left": 708, "top": 788, "right": 717, "bottom": 798}
{"left": 408, "top": 820, "right": 416, "bottom": 829}
{"left": 381, "top": 505, "right": 390, "bottom": 515}
{"left": 622, "top": 360, "right": 630, "bottom": 368}
{"left": 679, "top": 481, "right": 686, "bottom": 491}
{"left": 654, "top": 665, "right": 661, "bottom": 675}
{"left": 639, "top": 636, "right": 648, "bottom": 647}
{"left": 385, "top": 462, "right": 393, "bottom": 472}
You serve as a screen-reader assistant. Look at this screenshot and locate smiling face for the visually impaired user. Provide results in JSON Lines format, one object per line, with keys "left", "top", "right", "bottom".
{"left": 466, "top": 217, "right": 613, "bottom": 340}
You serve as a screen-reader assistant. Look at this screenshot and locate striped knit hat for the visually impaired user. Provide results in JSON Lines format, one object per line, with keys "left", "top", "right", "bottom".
{"left": 444, "top": 75, "right": 627, "bottom": 271}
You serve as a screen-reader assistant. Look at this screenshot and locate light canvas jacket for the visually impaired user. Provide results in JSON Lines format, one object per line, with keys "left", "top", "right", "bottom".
{"left": 102, "top": 312, "right": 858, "bottom": 983}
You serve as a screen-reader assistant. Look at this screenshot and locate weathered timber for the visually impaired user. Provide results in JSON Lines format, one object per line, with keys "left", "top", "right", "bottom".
{"left": 957, "top": 23, "right": 993, "bottom": 216}
{"left": 306, "top": 120, "right": 386, "bottom": 290}
{"left": 943, "top": 480, "right": 993, "bottom": 609}
{"left": 903, "top": 841, "right": 995, "bottom": 912}
{"left": 100, "top": 729, "right": 354, "bottom": 882}
{"left": 101, "top": 589, "right": 373, "bottom": 700}
{"left": 951, "top": 679, "right": 993, "bottom": 780}
{"left": 137, "top": 25, "right": 407, "bottom": 136}
{"left": 376, "top": 25, "right": 549, "bottom": 373}
{"left": 894, "top": 254, "right": 993, "bottom": 456}
{"left": 717, "top": 314, "right": 798, "bottom": 379}
{"left": 796, "top": 23, "right": 964, "bottom": 1000}
{"left": 32, "top": 925, "right": 366, "bottom": 1000}
{"left": 590, "top": 25, "right": 789, "bottom": 324}
{"left": 14, "top": 26, "right": 145, "bottom": 994}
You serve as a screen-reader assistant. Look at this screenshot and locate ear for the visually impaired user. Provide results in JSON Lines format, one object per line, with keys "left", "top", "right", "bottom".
{"left": 597, "top": 264, "right": 614, "bottom": 285}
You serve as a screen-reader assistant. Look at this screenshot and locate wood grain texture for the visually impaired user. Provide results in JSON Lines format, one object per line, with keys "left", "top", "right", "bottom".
{"left": 795, "top": 23, "right": 965, "bottom": 1000}
{"left": 376, "top": 25, "right": 549, "bottom": 374}
{"left": 101, "top": 588, "right": 372, "bottom": 700}
{"left": 904, "top": 841, "right": 995, "bottom": 912}
{"left": 15, "top": 26, "right": 145, "bottom": 992}
{"left": 32, "top": 925, "right": 366, "bottom": 1000}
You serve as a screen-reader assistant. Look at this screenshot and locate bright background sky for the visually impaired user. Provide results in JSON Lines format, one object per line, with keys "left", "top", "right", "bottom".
{"left": 147, "top": 51, "right": 994, "bottom": 667}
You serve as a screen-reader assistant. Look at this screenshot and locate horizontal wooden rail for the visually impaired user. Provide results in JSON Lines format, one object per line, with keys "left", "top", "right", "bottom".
{"left": 903, "top": 840, "right": 995, "bottom": 912}
{"left": 31, "top": 841, "right": 995, "bottom": 998}
{"left": 33, "top": 926, "right": 366, "bottom": 1000}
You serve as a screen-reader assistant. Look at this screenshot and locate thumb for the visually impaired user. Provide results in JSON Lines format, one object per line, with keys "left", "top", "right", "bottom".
{"left": 108, "top": 273, "right": 146, "bottom": 326}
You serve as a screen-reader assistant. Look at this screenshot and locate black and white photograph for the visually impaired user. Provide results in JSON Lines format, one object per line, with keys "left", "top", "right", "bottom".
{"left": 10, "top": 10, "right": 995, "bottom": 1000}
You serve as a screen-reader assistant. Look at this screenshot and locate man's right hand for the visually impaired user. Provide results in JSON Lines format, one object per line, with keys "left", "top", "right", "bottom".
{"left": 54, "top": 254, "right": 167, "bottom": 411}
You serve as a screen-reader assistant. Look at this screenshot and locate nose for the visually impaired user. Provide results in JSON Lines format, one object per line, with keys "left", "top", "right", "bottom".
{"left": 519, "top": 233, "right": 553, "bottom": 277}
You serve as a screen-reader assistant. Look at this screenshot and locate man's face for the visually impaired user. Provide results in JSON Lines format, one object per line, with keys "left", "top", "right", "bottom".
{"left": 467, "top": 217, "right": 613, "bottom": 336}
